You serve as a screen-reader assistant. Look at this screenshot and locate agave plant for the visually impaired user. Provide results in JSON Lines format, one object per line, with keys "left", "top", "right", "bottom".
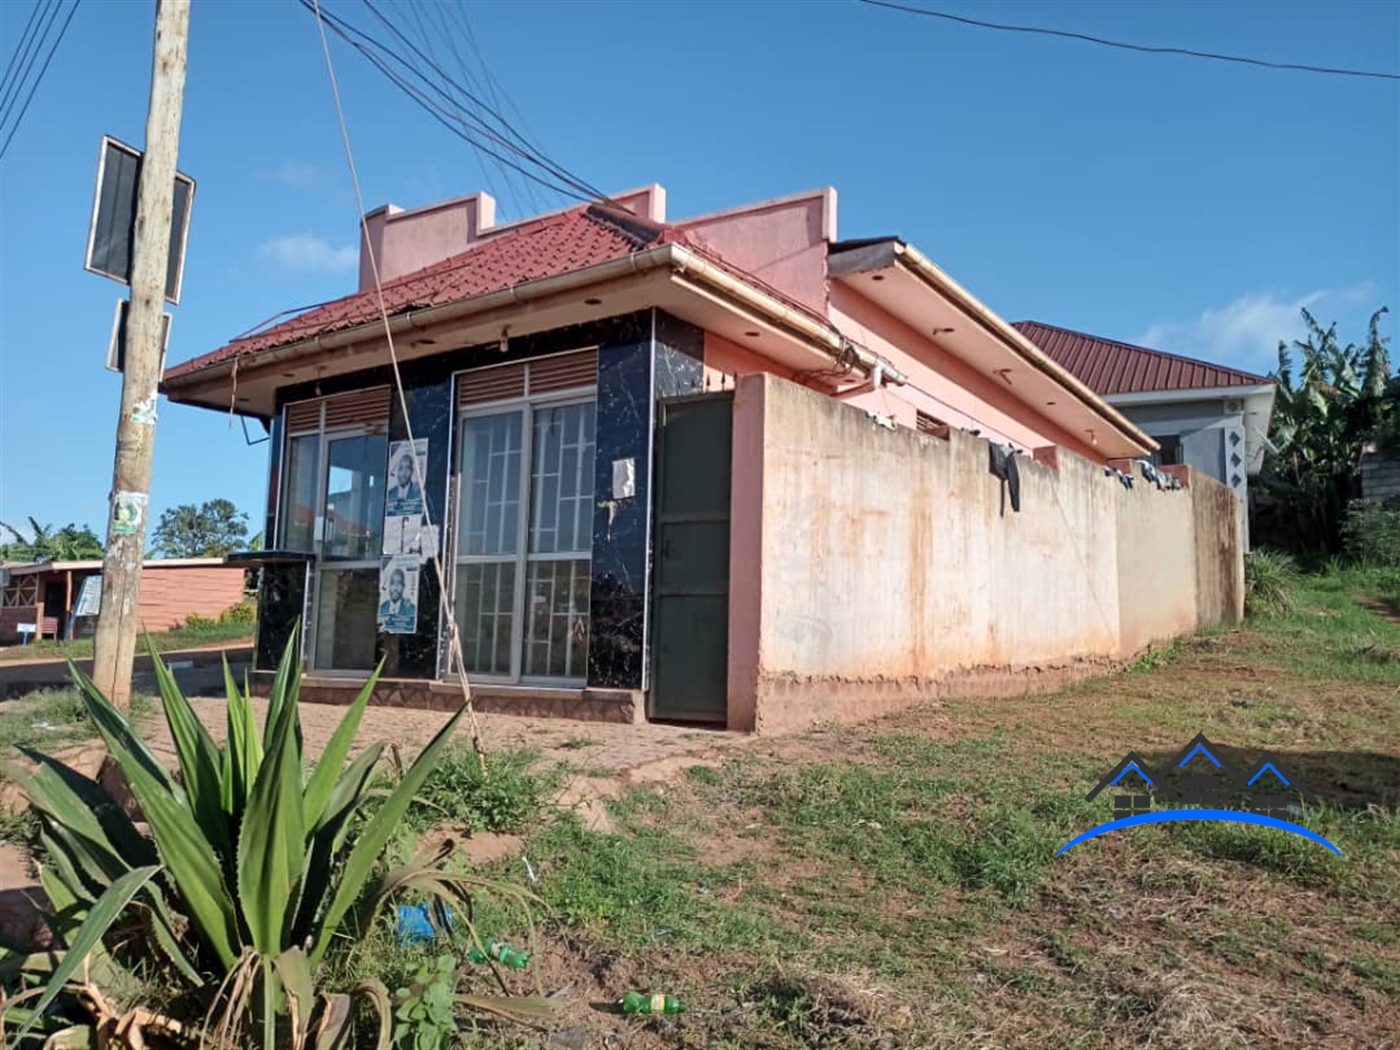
{"left": 1, "top": 626, "right": 551, "bottom": 1048}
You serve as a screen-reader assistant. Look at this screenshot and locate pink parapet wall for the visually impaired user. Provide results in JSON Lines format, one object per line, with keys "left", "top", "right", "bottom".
{"left": 680, "top": 188, "right": 836, "bottom": 315}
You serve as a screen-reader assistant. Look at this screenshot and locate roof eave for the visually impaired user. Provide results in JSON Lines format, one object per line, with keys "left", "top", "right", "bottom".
{"left": 162, "top": 242, "right": 905, "bottom": 414}
{"left": 830, "top": 239, "right": 1156, "bottom": 456}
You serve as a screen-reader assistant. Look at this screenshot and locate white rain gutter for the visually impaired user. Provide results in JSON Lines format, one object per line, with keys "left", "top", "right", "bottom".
{"left": 891, "top": 242, "right": 1154, "bottom": 453}
{"left": 667, "top": 243, "right": 908, "bottom": 385}
{"left": 165, "top": 242, "right": 907, "bottom": 395}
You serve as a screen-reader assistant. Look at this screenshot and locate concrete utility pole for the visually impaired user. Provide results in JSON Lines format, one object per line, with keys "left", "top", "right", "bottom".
{"left": 91, "top": 0, "right": 191, "bottom": 709}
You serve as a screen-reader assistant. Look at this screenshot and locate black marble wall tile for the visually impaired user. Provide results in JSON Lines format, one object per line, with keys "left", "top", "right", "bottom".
{"left": 588, "top": 336, "right": 653, "bottom": 688}
{"left": 378, "top": 373, "right": 453, "bottom": 678}
{"left": 653, "top": 311, "right": 705, "bottom": 399}
{"left": 256, "top": 561, "right": 306, "bottom": 671}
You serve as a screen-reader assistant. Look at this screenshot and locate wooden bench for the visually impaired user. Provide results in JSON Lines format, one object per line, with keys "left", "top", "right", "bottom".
{"left": 38, "top": 616, "right": 59, "bottom": 641}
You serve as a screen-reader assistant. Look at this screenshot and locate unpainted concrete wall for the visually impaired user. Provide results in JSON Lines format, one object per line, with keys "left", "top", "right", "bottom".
{"left": 729, "top": 374, "right": 1243, "bottom": 734}
{"left": 1361, "top": 447, "right": 1400, "bottom": 502}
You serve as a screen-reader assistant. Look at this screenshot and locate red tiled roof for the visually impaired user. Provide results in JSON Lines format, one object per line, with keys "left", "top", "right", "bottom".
{"left": 165, "top": 204, "right": 693, "bottom": 381}
{"left": 1012, "top": 321, "right": 1272, "bottom": 396}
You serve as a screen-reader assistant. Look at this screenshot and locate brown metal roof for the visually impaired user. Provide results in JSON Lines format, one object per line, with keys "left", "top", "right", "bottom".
{"left": 1011, "top": 321, "right": 1272, "bottom": 396}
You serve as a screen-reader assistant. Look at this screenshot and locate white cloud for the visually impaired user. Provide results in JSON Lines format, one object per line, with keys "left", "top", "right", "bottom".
{"left": 267, "top": 161, "right": 323, "bottom": 188}
{"left": 1135, "top": 284, "right": 1377, "bottom": 376}
{"left": 257, "top": 234, "right": 357, "bottom": 274}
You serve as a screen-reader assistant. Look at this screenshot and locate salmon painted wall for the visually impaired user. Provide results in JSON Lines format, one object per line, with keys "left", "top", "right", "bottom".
{"left": 830, "top": 284, "right": 1105, "bottom": 463}
{"left": 703, "top": 333, "right": 796, "bottom": 391}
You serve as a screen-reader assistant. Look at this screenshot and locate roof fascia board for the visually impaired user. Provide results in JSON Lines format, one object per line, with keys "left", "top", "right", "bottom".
{"left": 828, "top": 240, "right": 898, "bottom": 277}
{"left": 890, "top": 243, "right": 1154, "bottom": 453}
{"left": 1106, "top": 383, "right": 1277, "bottom": 407}
{"left": 832, "top": 240, "right": 1154, "bottom": 454}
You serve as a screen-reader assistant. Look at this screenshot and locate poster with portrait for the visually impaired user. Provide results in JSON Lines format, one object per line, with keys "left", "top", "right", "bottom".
{"left": 378, "top": 554, "right": 420, "bottom": 635}
{"left": 383, "top": 513, "right": 424, "bottom": 557}
{"left": 385, "top": 439, "right": 428, "bottom": 519}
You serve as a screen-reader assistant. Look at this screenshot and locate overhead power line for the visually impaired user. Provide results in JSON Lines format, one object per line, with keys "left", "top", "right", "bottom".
{"left": 0, "top": 0, "right": 62, "bottom": 129}
{"left": 0, "top": 0, "right": 81, "bottom": 161}
{"left": 0, "top": 1, "right": 48, "bottom": 109}
{"left": 859, "top": 0, "right": 1400, "bottom": 82}
{"left": 297, "top": 0, "right": 613, "bottom": 206}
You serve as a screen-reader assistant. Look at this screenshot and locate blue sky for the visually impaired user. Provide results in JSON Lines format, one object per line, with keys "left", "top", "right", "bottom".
{"left": 1, "top": 0, "right": 1396, "bottom": 542}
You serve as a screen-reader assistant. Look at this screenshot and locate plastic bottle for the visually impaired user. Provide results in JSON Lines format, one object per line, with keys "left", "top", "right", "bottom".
{"left": 620, "top": 992, "right": 685, "bottom": 1015}
{"left": 466, "top": 940, "right": 531, "bottom": 970}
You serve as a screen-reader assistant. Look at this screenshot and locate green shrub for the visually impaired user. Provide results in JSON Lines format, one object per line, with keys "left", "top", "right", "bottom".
{"left": 1244, "top": 548, "right": 1301, "bottom": 617}
{"left": 1343, "top": 497, "right": 1400, "bottom": 567}
{"left": 1, "top": 626, "right": 550, "bottom": 1048}
{"left": 218, "top": 600, "right": 258, "bottom": 625}
{"left": 408, "top": 746, "right": 557, "bottom": 835}
{"left": 183, "top": 610, "right": 216, "bottom": 628}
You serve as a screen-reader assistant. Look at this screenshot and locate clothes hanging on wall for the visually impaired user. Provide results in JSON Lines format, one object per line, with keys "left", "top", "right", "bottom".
{"left": 1104, "top": 466, "right": 1134, "bottom": 490}
{"left": 989, "top": 443, "right": 1021, "bottom": 516}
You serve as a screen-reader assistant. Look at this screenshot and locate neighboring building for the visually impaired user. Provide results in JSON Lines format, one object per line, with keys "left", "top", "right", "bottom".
{"left": 1012, "top": 322, "right": 1276, "bottom": 547}
{"left": 0, "top": 558, "right": 247, "bottom": 645}
{"left": 161, "top": 185, "right": 1243, "bottom": 732}
{"left": 1360, "top": 445, "right": 1400, "bottom": 502}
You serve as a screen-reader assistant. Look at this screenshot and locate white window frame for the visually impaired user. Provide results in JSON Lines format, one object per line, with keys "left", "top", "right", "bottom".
{"left": 447, "top": 380, "right": 597, "bottom": 686}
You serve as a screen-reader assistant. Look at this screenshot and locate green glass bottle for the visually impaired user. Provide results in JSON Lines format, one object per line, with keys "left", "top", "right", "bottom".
{"left": 466, "top": 940, "right": 530, "bottom": 970}
{"left": 620, "top": 992, "right": 684, "bottom": 1015}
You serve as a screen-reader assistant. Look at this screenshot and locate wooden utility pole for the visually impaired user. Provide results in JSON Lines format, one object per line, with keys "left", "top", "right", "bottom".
{"left": 91, "top": 0, "right": 191, "bottom": 708}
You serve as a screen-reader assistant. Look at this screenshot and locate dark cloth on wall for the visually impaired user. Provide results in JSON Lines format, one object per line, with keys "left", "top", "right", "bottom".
{"left": 989, "top": 443, "right": 1021, "bottom": 516}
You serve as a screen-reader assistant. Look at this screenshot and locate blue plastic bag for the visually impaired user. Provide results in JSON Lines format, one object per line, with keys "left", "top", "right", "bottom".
{"left": 396, "top": 901, "right": 453, "bottom": 945}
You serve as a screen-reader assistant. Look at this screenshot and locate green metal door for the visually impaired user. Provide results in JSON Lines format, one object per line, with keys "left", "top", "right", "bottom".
{"left": 650, "top": 393, "right": 733, "bottom": 722}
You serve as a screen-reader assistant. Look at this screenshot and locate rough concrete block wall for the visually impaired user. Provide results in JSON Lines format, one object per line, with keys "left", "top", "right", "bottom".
{"left": 732, "top": 374, "right": 1243, "bottom": 734}
{"left": 1115, "top": 480, "right": 1198, "bottom": 656}
{"left": 1191, "top": 475, "right": 1246, "bottom": 626}
{"left": 1361, "top": 449, "right": 1400, "bottom": 501}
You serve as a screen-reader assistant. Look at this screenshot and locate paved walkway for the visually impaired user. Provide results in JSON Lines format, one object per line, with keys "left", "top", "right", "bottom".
{"left": 144, "top": 694, "right": 751, "bottom": 780}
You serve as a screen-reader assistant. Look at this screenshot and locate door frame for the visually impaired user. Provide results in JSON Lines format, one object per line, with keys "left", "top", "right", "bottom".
{"left": 647, "top": 391, "right": 734, "bottom": 723}
{"left": 445, "top": 389, "right": 598, "bottom": 686}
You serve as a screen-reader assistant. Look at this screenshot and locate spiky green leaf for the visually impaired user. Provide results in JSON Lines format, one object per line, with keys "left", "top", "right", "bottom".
{"left": 303, "top": 667, "right": 381, "bottom": 831}
{"left": 69, "top": 663, "right": 239, "bottom": 968}
{"left": 236, "top": 657, "right": 308, "bottom": 954}
{"left": 12, "top": 865, "right": 159, "bottom": 1043}
{"left": 151, "top": 647, "right": 229, "bottom": 858}
{"left": 310, "top": 703, "right": 467, "bottom": 968}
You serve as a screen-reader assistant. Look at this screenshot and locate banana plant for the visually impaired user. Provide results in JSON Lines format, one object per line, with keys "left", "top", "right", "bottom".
{"left": 1, "top": 626, "right": 552, "bottom": 1048}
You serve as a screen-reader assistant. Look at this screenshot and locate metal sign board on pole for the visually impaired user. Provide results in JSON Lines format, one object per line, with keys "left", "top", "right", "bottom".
{"left": 106, "top": 299, "right": 172, "bottom": 374}
{"left": 72, "top": 575, "right": 104, "bottom": 618}
{"left": 84, "top": 134, "right": 196, "bottom": 305}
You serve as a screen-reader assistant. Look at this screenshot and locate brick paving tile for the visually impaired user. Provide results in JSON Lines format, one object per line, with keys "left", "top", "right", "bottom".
{"left": 142, "top": 696, "right": 752, "bottom": 777}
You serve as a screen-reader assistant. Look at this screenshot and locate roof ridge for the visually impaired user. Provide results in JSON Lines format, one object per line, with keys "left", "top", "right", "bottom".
{"left": 1014, "top": 319, "right": 1271, "bottom": 385}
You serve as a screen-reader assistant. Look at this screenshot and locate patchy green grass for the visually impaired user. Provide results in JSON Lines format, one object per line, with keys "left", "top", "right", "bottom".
{"left": 0, "top": 688, "right": 156, "bottom": 846}
{"left": 0, "top": 688, "right": 154, "bottom": 754}
{"left": 1246, "top": 566, "right": 1400, "bottom": 683}
{"left": 402, "top": 745, "right": 561, "bottom": 836}
{"left": 0, "top": 620, "right": 254, "bottom": 663}
{"left": 521, "top": 813, "right": 795, "bottom": 955}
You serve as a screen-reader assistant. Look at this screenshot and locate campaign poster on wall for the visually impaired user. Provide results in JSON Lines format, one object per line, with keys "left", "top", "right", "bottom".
{"left": 378, "top": 554, "right": 420, "bottom": 635}
{"left": 385, "top": 439, "right": 428, "bottom": 519}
